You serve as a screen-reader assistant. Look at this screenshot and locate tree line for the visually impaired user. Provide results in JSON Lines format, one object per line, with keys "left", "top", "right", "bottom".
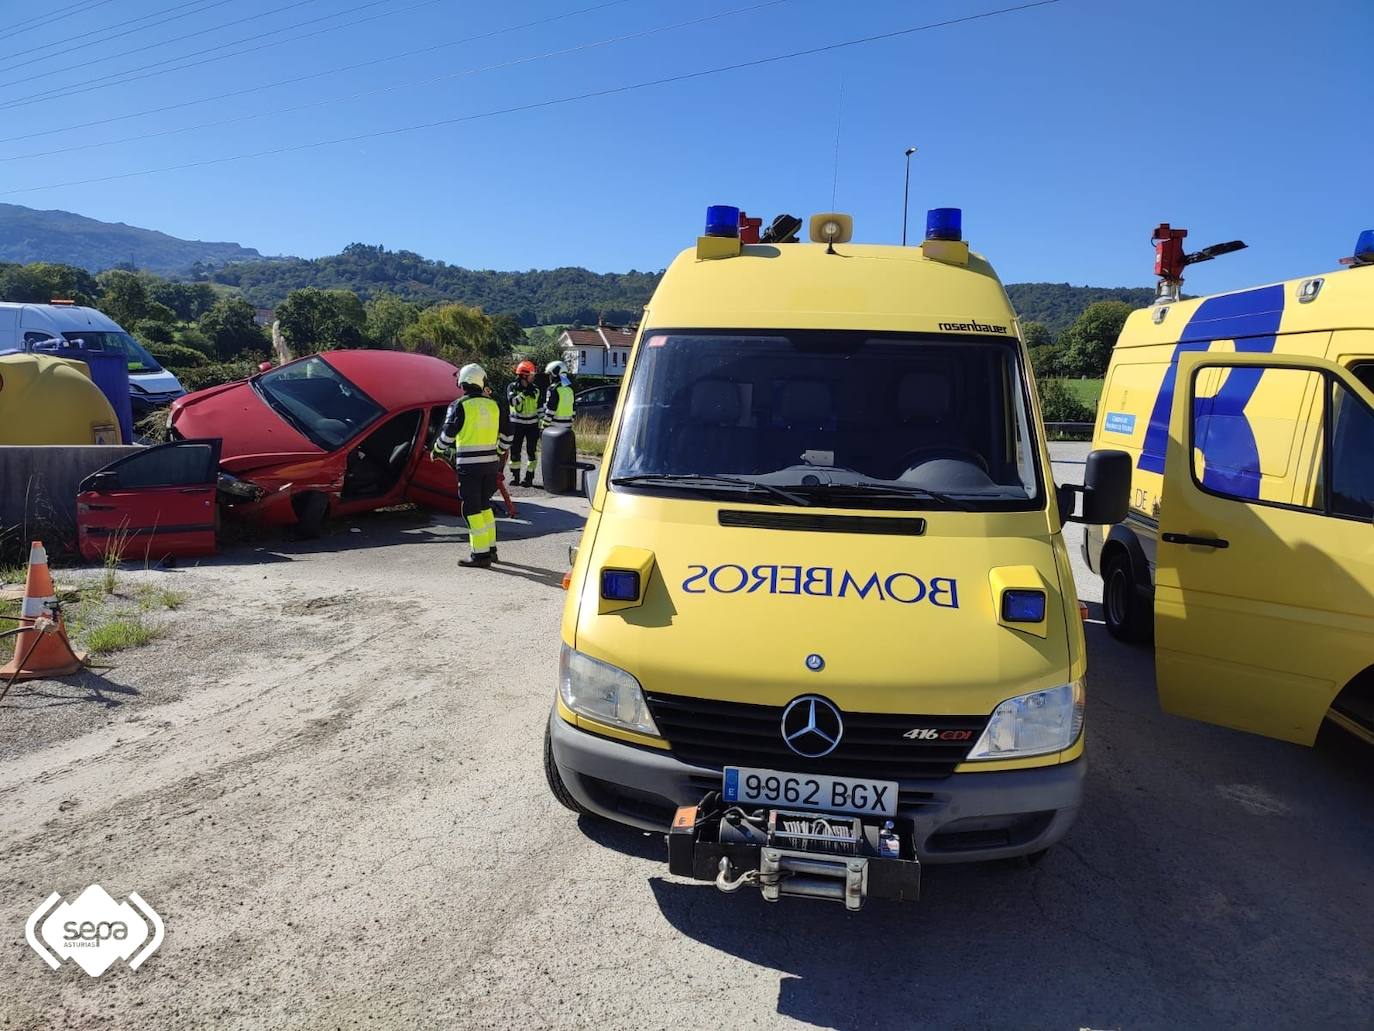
{"left": 0, "top": 261, "right": 567, "bottom": 398}
{"left": 1, "top": 257, "right": 1141, "bottom": 426}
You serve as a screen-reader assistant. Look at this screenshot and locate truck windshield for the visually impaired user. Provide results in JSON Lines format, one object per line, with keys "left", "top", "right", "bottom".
{"left": 56, "top": 331, "right": 164, "bottom": 373}
{"left": 253, "top": 356, "right": 384, "bottom": 450}
{"left": 608, "top": 330, "right": 1043, "bottom": 511}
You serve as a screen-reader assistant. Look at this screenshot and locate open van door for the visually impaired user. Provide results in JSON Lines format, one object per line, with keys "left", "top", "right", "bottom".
{"left": 1155, "top": 353, "right": 1374, "bottom": 744}
{"left": 77, "top": 439, "right": 221, "bottom": 562}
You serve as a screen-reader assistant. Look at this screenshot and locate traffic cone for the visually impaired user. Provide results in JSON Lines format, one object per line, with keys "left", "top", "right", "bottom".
{"left": 1, "top": 541, "right": 86, "bottom": 681}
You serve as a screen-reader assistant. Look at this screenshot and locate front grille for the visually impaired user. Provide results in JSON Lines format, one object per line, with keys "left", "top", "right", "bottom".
{"left": 645, "top": 692, "right": 987, "bottom": 780}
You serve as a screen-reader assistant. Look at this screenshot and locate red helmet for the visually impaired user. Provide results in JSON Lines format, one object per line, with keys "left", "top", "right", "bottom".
{"left": 515, "top": 360, "right": 537, "bottom": 377}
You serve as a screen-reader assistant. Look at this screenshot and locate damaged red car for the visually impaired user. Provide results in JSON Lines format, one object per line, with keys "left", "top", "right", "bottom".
{"left": 76, "top": 351, "right": 463, "bottom": 560}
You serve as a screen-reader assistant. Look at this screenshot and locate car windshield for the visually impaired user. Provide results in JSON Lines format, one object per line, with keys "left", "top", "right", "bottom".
{"left": 56, "top": 330, "right": 164, "bottom": 373}
{"left": 608, "top": 330, "right": 1043, "bottom": 511}
{"left": 253, "top": 356, "right": 385, "bottom": 450}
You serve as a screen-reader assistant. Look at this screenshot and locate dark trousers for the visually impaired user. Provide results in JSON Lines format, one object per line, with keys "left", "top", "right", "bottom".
{"left": 509, "top": 423, "right": 538, "bottom": 471}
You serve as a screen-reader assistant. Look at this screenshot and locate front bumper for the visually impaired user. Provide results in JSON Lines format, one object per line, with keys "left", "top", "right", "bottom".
{"left": 548, "top": 709, "right": 1084, "bottom": 863}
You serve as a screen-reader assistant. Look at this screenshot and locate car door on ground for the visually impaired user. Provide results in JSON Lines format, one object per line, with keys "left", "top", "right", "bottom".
{"left": 77, "top": 439, "right": 222, "bottom": 561}
{"left": 1155, "top": 353, "right": 1374, "bottom": 744}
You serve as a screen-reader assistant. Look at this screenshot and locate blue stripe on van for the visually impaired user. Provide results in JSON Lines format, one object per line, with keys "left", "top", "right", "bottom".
{"left": 1136, "top": 284, "right": 1285, "bottom": 499}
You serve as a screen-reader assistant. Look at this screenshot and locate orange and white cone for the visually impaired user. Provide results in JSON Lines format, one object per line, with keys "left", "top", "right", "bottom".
{"left": 1, "top": 541, "right": 86, "bottom": 681}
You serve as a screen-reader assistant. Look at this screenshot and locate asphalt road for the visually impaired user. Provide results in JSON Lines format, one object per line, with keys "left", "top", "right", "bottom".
{"left": 2, "top": 447, "right": 1371, "bottom": 1030}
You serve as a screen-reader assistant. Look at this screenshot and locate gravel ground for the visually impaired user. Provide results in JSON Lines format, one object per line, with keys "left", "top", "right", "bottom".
{"left": 1, "top": 453, "right": 1371, "bottom": 1030}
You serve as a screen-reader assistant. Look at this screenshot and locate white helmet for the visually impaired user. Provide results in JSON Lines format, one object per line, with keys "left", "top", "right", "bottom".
{"left": 458, "top": 363, "right": 486, "bottom": 388}
{"left": 545, "top": 360, "right": 566, "bottom": 376}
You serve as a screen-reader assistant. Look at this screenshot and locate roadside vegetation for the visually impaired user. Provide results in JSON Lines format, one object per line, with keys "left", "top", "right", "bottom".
{"left": 0, "top": 563, "right": 188, "bottom": 667}
{"left": 574, "top": 416, "right": 610, "bottom": 457}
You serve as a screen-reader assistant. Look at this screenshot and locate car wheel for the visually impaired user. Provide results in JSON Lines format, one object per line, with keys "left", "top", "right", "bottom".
{"left": 544, "top": 724, "right": 590, "bottom": 816}
{"left": 290, "top": 491, "right": 329, "bottom": 540}
{"left": 1103, "top": 553, "right": 1152, "bottom": 643}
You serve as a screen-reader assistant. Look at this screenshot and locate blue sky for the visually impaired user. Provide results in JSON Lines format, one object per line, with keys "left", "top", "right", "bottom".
{"left": 2, "top": 0, "right": 1370, "bottom": 292}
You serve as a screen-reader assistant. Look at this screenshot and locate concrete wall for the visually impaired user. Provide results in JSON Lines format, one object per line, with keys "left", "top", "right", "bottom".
{"left": 0, "top": 445, "right": 142, "bottom": 548}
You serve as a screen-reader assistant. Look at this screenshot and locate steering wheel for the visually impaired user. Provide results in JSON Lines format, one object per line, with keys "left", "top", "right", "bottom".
{"left": 895, "top": 447, "right": 989, "bottom": 473}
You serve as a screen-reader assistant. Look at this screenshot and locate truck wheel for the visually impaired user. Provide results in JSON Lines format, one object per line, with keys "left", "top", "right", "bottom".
{"left": 544, "top": 725, "right": 590, "bottom": 815}
{"left": 1103, "top": 554, "right": 1152, "bottom": 643}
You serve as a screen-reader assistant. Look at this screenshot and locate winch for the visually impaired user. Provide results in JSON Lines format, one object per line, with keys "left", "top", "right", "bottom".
{"left": 666, "top": 792, "right": 921, "bottom": 911}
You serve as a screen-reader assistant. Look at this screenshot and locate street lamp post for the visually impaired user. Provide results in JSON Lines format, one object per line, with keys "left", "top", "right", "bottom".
{"left": 902, "top": 146, "right": 917, "bottom": 246}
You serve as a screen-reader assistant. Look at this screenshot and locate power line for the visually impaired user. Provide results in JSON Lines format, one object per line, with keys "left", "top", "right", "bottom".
{"left": 0, "top": 0, "right": 116, "bottom": 40}
{"left": 2, "top": 1, "right": 1062, "bottom": 197}
{"left": 0, "top": 0, "right": 789, "bottom": 163}
{"left": 0, "top": 0, "right": 405, "bottom": 109}
{"left": 0, "top": 0, "right": 635, "bottom": 147}
{"left": 0, "top": 0, "right": 234, "bottom": 69}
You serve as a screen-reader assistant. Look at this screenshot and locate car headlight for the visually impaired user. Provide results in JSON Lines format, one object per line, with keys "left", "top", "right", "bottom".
{"left": 558, "top": 644, "right": 659, "bottom": 737}
{"left": 965, "top": 679, "right": 1085, "bottom": 760}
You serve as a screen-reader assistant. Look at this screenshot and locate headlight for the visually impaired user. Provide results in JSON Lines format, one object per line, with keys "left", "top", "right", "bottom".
{"left": 558, "top": 644, "right": 659, "bottom": 737}
{"left": 965, "top": 679, "right": 1084, "bottom": 760}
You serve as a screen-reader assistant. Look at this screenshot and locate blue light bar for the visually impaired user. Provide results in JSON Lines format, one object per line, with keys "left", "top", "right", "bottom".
{"left": 705, "top": 205, "right": 741, "bottom": 238}
{"left": 926, "top": 207, "right": 962, "bottom": 242}
{"left": 1356, "top": 229, "right": 1374, "bottom": 263}
{"left": 601, "top": 569, "right": 640, "bottom": 602}
{"left": 1002, "top": 589, "right": 1046, "bottom": 623}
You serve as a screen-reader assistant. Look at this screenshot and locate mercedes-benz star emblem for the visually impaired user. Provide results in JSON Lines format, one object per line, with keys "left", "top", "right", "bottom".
{"left": 805, "top": 653, "right": 825, "bottom": 672}
{"left": 780, "top": 695, "right": 844, "bottom": 758}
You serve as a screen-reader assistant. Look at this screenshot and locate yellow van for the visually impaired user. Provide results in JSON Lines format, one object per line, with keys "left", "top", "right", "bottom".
{"left": 1085, "top": 228, "right": 1374, "bottom": 747}
{"left": 545, "top": 206, "right": 1131, "bottom": 908}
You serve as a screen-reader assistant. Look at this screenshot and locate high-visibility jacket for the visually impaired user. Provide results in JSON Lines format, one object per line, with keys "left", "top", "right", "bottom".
{"left": 545, "top": 382, "right": 574, "bottom": 426}
{"left": 439, "top": 391, "right": 505, "bottom": 468}
{"left": 508, "top": 381, "right": 540, "bottom": 424}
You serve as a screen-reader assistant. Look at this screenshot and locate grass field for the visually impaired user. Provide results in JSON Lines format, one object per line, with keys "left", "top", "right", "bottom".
{"left": 1064, "top": 378, "right": 1104, "bottom": 406}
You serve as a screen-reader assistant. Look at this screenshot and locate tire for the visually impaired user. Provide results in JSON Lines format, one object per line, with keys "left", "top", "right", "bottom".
{"left": 289, "top": 491, "right": 329, "bottom": 540}
{"left": 1103, "top": 553, "right": 1152, "bottom": 643}
{"left": 544, "top": 725, "right": 590, "bottom": 816}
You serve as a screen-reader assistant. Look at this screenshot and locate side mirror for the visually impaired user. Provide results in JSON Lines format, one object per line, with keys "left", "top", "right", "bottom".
{"left": 583, "top": 463, "right": 599, "bottom": 504}
{"left": 1064, "top": 449, "right": 1131, "bottom": 524}
{"left": 83, "top": 470, "right": 120, "bottom": 493}
{"left": 258, "top": 361, "right": 273, "bottom": 372}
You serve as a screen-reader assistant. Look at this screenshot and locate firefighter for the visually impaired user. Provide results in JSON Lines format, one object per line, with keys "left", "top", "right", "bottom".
{"left": 543, "top": 359, "right": 575, "bottom": 430}
{"left": 506, "top": 359, "right": 541, "bottom": 487}
{"left": 432, "top": 363, "right": 509, "bottom": 568}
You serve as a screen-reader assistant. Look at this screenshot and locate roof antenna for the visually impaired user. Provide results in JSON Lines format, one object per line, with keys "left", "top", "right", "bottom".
{"left": 830, "top": 73, "right": 845, "bottom": 211}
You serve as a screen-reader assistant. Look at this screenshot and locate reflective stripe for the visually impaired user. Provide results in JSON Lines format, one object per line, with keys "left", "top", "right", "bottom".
{"left": 21, "top": 595, "right": 56, "bottom": 618}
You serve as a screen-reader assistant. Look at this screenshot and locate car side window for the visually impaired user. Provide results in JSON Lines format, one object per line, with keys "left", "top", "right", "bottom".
{"left": 99, "top": 443, "right": 218, "bottom": 490}
{"left": 1329, "top": 380, "right": 1374, "bottom": 519}
{"left": 424, "top": 405, "right": 449, "bottom": 450}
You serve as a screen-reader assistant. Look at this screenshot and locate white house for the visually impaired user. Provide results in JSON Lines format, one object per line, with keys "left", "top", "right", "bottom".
{"left": 559, "top": 321, "right": 636, "bottom": 377}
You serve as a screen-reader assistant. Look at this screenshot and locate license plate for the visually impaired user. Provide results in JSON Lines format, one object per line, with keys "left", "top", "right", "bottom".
{"left": 722, "top": 767, "right": 898, "bottom": 817}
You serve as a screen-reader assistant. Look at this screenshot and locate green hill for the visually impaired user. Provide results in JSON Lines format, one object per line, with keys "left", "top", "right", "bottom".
{"left": 211, "top": 243, "right": 659, "bottom": 327}
{"left": 1006, "top": 282, "right": 1156, "bottom": 337}
{"left": 212, "top": 243, "right": 1154, "bottom": 332}
{"left": 0, "top": 203, "right": 263, "bottom": 275}
{"left": 0, "top": 203, "right": 1157, "bottom": 332}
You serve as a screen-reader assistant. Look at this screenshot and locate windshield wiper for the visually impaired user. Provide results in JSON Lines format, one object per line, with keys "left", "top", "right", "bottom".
{"left": 788, "top": 481, "right": 972, "bottom": 511}
{"left": 610, "top": 473, "right": 811, "bottom": 506}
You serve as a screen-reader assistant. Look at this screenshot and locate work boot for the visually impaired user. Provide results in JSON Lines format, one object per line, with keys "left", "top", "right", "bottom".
{"left": 459, "top": 553, "right": 493, "bottom": 568}
{"left": 488, "top": 547, "right": 500, "bottom": 563}
{"left": 522, "top": 472, "right": 535, "bottom": 487}
{"left": 509, "top": 471, "right": 520, "bottom": 486}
